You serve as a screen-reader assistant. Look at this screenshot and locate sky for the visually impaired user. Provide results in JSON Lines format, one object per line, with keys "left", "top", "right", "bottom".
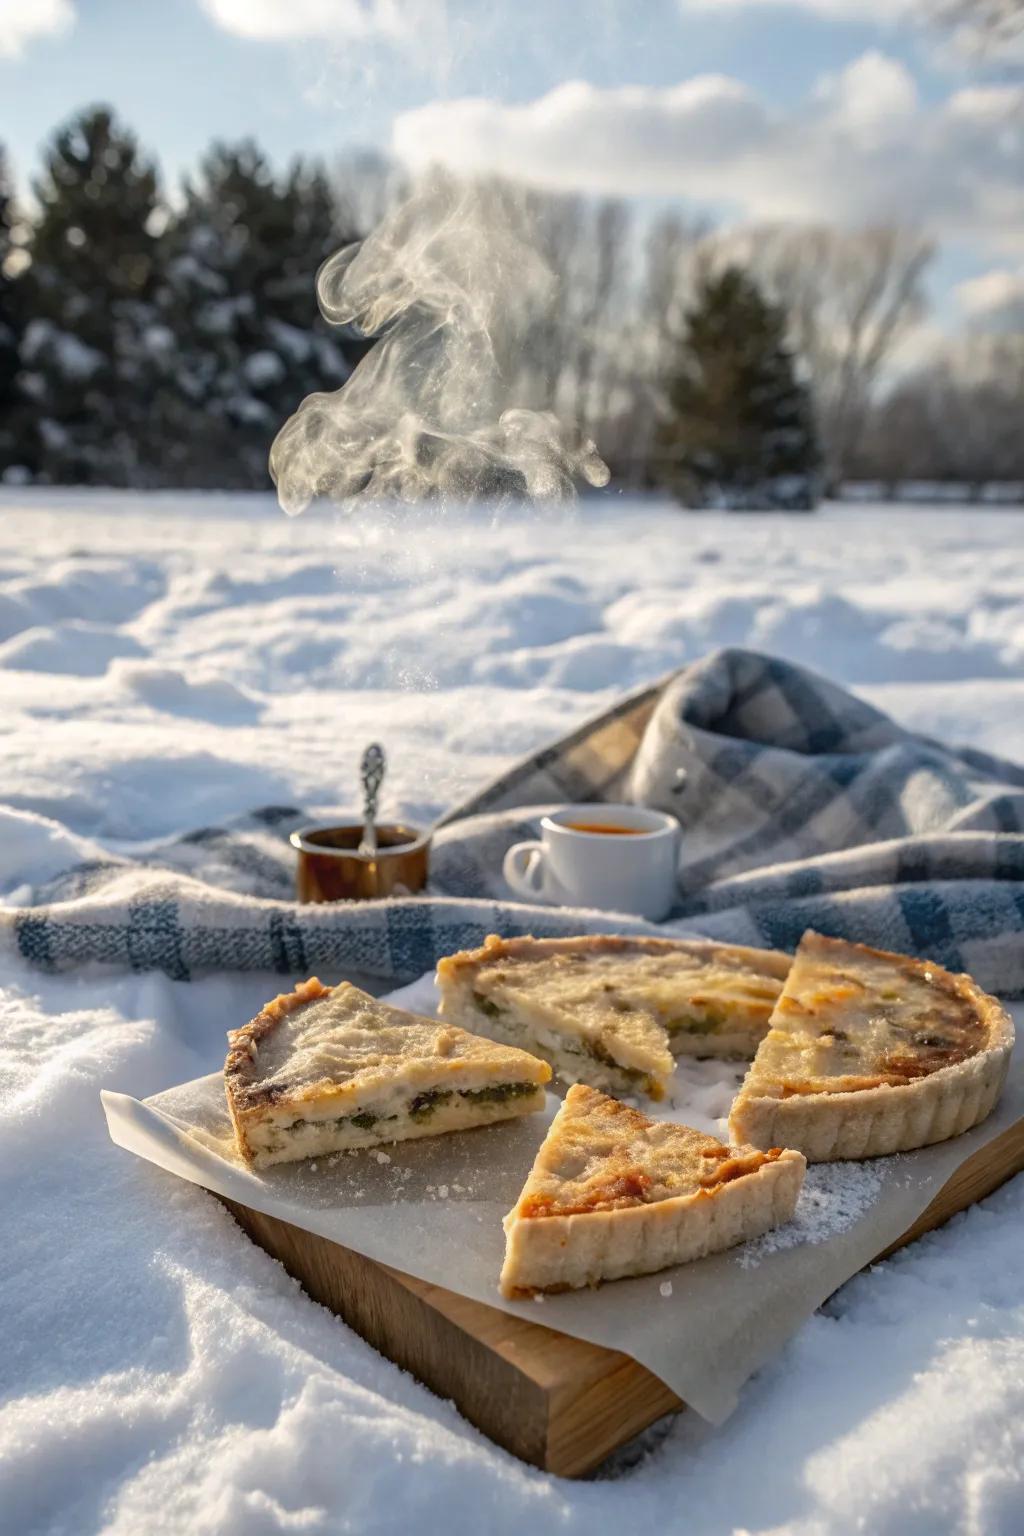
{"left": 1, "top": 0, "right": 1022, "bottom": 336}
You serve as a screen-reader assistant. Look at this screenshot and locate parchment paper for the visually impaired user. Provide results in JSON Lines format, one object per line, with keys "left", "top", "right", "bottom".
{"left": 101, "top": 981, "right": 1024, "bottom": 1425}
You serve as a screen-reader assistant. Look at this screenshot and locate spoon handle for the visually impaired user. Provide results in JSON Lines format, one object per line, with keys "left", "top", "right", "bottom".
{"left": 358, "top": 743, "right": 386, "bottom": 857}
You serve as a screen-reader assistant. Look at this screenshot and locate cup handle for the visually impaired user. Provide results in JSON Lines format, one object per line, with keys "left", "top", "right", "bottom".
{"left": 503, "top": 840, "right": 551, "bottom": 902}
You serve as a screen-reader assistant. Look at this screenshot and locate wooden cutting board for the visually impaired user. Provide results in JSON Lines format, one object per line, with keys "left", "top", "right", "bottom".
{"left": 216, "top": 1114, "right": 1024, "bottom": 1478}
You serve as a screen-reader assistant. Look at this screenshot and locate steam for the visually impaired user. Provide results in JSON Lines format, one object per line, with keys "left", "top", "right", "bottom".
{"left": 270, "top": 172, "right": 609, "bottom": 514}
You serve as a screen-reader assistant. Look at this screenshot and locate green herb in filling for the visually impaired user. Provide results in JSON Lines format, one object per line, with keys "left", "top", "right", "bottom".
{"left": 666, "top": 1012, "right": 719, "bottom": 1035}
{"left": 459, "top": 1081, "right": 536, "bottom": 1105}
{"left": 666, "top": 1007, "right": 727, "bottom": 1032}
{"left": 349, "top": 1112, "right": 378, "bottom": 1130}
{"left": 586, "top": 1038, "right": 646, "bottom": 1084}
{"left": 408, "top": 1089, "right": 454, "bottom": 1121}
{"left": 587, "top": 1038, "right": 620, "bottom": 1069}
{"left": 473, "top": 992, "right": 504, "bottom": 1019}
{"left": 407, "top": 1081, "right": 538, "bottom": 1120}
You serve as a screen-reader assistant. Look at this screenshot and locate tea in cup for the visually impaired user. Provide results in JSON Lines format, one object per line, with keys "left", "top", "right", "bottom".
{"left": 502, "top": 804, "right": 680, "bottom": 921}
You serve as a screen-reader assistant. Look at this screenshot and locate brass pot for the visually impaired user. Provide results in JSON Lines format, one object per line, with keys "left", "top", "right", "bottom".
{"left": 290, "top": 823, "right": 430, "bottom": 903}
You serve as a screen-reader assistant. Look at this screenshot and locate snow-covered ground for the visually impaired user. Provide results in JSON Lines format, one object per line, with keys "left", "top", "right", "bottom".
{"left": 2, "top": 488, "right": 1024, "bottom": 1534}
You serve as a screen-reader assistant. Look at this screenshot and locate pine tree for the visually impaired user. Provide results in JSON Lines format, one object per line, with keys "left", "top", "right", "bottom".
{"left": 156, "top": 143, "right": 358, "bottom": 487}
{"left": 657, "top": 265, "right": 822, "bottom": 510}
{"left": 22, "top": 107, "right": 164, "bottom": 485}
{"left": 0, "top": 147, "right": 29, "bottom": 477}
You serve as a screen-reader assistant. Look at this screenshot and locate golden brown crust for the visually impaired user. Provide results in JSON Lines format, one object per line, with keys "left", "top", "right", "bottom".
{"left": 500, "top": 1084, "right": 805, "bottom": 1295}
{"left": 436, "top": 932, "right": 792, "bottom": 1096}
{"left": 225, "top": 977, "right": 552, "bottom": 1168}
{"left": 500, "top": 1153, "right": 806, "bottom": 1298}
{"left": 225, "top": 978, "right": 331, "bottom": 1086}
{"left": 729, "top": 932, "right": 1015, "bottom": 1160}
{"left": 225, "top": 978, "right": 332, "bottom": 1161}
{"left": 514, "top": 1088, "right": 784, "bottom": 1219}
{"left": 436, "top": 931, "right": 792, "bottom": 983}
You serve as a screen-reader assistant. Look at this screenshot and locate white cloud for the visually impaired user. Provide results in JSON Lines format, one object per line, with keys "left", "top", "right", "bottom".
{"left": 681, "top": 0, "right": 907, "bottom": 17}
{"left": 392, "top": 54, "right": 1024, "bottom": 248}
{"left": 391, "top": 78, "right": 769, "bottom": 196}
{"left": 956, "top": 267, "right": 1024, "bottom": 326}
{"left": 0, "top": 0, "right": 74, "bottom": 59}
{"left": 815, "top": 49, "right": 917, "bottom": 128}
{"left": 199, "top": 0, "right": 438, "bottom": 42}
{"left": 948, "top": 84, "right": 1024, "bottom": 122}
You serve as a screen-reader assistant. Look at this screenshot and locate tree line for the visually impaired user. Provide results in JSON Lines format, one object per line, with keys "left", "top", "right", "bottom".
{"left": 0, "top": 108, "right": 365, "bottom": 490}
{"left": 0, "top": 104, "right": 1020, "bottom": 502}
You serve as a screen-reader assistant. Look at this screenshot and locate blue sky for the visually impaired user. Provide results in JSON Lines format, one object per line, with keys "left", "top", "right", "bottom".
{"left": 0, "top": 1, "right": 948, "bottom": 184}
{"left": 1, "top": 0, "right": 1021, "bottom": 333}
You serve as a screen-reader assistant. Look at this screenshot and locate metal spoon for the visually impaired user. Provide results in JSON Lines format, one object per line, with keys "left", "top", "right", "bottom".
{"left": 358, "top": 743, "right": 386, "bottom": 857}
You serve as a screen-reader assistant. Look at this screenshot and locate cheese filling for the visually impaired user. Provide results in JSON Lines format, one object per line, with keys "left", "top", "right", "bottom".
{"left": 248, "top": 1079, "right": 543, "bottom": 1159}
{"left": 746, "top": 937, "right": 990, "bottom": 1097}
{"left": 518, "top": 1145, "right": 783, "bottom": 1218}
{"left": 468, "top": 991, "right": 660, "bottom": 1094}
{"left": 460, "top": 948, "right": 783, "bottom": 1072}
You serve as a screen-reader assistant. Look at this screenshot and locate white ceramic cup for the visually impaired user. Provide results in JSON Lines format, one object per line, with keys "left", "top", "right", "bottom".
{"left": 502, "top": 804, "right": 681, "bottom": 921}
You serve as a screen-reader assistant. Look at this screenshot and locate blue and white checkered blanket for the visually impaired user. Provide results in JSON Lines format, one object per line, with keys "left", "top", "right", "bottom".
{"left": 4, "top": 648, "right": 1023, "bottom": 993}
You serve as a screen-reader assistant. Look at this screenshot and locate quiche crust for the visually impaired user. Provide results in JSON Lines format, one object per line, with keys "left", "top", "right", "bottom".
{"left": 729, "top": 932, "right": 1015, "bottom": 1161}
{"left": 437, "top": 933, "right": 790, "bottom": 1099}
{"left": 225, "top": 977, "right": 551, "bottom": 1169}
{"left": 500, "top": 1084, "right": 805, "bottom": 1296}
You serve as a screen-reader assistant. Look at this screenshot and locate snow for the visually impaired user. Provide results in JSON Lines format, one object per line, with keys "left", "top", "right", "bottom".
{"left": 0, "top": 620, "right": 148, "bottom": 677}
{"left": 2, "top": 488, "right": 1024, "bottom": 1533}
{"left": 735, "top": 1160, "right": 888, "bottom": 1269}
{"left": 244, "top": 350, "right": 286, "bottom": 388}
{"left": 21, "top": 319, "right": 105, "bottom": 381}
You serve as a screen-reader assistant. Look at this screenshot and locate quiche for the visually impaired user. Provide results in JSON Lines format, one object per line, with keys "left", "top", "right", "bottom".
{"left": 729, "top": 931, "right": 1015, "bottom": 1161}
{"left": 225, "top": 977, "right": 551, "bottom": 1169}
{"left": 500, "top": 1084, "right": 805, "bottom": 1296}
{"left": 436, "top": 934, "right": 790, "bottom": 1098}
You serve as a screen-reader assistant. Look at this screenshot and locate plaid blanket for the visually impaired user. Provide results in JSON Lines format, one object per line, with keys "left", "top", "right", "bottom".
{"left": 4, "top": 648, "right": 1023, "bottom": 994}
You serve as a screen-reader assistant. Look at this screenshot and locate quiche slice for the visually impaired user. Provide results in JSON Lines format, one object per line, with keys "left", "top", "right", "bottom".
{"left": 225, "top": 977, "right": 551, "bottom": 1169}
{"left": 500, "top": 1084, "right": 805, "bottom": 1296}
{"left": 436, "top": 934, "right": 790, "bottom": 1098}
{"left": 729, "top": 931, "right": 1014, "bottom": 1162}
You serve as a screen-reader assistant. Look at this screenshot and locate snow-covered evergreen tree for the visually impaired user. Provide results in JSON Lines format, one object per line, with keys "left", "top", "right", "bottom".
{"left": 0, "top": 147, "right": 30, "bottom": 479}
{"left": 156, "top": 144, "right": 357, "bottom": 487}
{"left": 22, "top": 107, "right": 164, "bottom": 485}
{"left": 657, "top": 265, "right": 822, "bottom": 510}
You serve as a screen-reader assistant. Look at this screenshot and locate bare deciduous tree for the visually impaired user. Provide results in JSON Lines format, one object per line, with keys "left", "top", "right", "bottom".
{"left": 924, "top": 0, "right": 1024, "bottom": 52}
{"left": 853, "top": 331, "right": 1024, "bottom": 488}
{"left": 606, "top": 210, "right": 705, "bottom": 486}
{"left": 519, "top": 185, "right": 587, "bottom": 407}
{"left": 709, "top": 224, "right": 935, "bottom": 487}
{"left": 572, "top": 197, "right": 630, "bottom": 429}
{"left": 322, "top": 163, "right": 947, "bottom": 495}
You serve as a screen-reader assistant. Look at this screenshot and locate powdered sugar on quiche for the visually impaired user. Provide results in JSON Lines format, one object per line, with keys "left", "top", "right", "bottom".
{"left": 736, "top": 1158, "right": 888, "bottom": 1268}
